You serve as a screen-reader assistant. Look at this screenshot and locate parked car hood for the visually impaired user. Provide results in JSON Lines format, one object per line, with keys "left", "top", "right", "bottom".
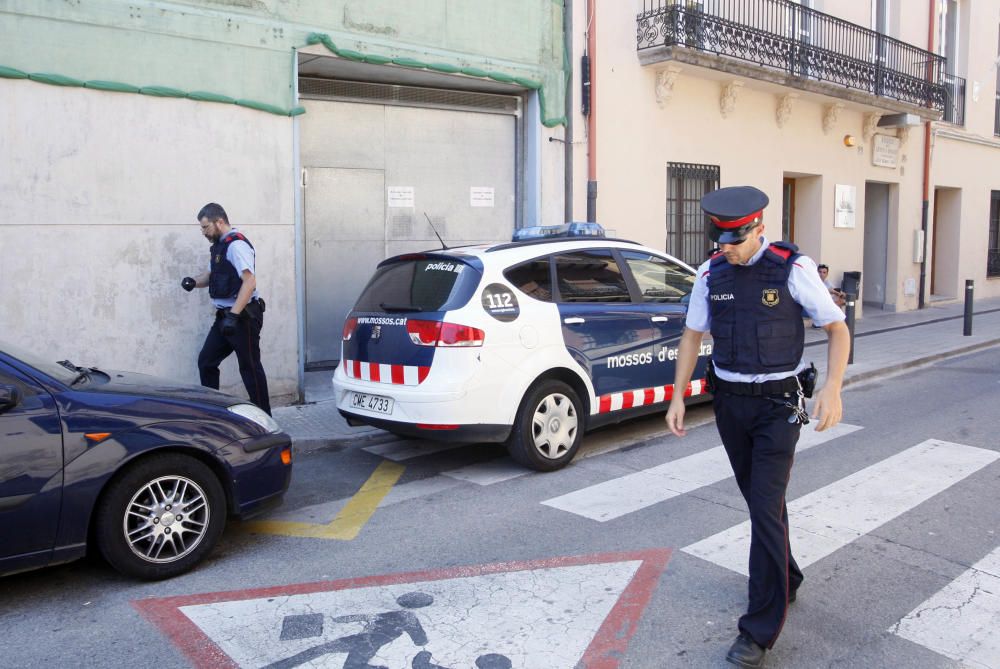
{"left": 85, "top": 369, "right": 241, "bottom": 407}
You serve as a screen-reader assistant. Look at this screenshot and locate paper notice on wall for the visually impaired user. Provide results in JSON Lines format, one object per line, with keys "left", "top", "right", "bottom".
{"left": 470, "top": 187, "right": 495, "bottom": 208}
{"left": 388, "top": 187, "right": 415, "bottom": 208}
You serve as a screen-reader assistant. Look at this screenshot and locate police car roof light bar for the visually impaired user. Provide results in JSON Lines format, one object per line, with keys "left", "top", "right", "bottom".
{"left": 511, "top": 222, "right": 606, "bottom": 242}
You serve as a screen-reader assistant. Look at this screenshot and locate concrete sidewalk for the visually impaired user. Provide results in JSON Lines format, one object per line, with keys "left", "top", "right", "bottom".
{"left": 273, "top": 295, "right": 1000, "bottom": 451}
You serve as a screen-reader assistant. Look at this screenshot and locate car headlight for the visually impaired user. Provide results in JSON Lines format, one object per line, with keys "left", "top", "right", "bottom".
{"left": 228, "top": 403, "right": 281, "bottom": 433}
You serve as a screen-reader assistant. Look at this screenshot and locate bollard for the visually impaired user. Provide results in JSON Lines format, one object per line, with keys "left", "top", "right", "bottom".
{"left": 845, "top": 293, "right": 856, "bottom": 364}
{"left": 963, "top": 280, "right": 974, "bottom": 336}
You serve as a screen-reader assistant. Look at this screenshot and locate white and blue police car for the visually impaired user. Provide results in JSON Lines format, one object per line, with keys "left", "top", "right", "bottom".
{"left": 333, "top": 223, "right": 712, "bottom": 471}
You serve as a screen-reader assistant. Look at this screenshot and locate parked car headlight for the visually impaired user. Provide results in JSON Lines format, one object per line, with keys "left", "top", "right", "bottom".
{"left": 227, "top": 403, "right": 281, "bottom": 433}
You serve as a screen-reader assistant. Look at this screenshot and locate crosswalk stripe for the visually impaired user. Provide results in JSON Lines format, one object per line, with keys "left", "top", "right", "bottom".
{"left": 683, "top": 439, "right": 999, "bottom": 575}
{"left": 541, "top": 422, "right": 863, "bottom": 522}
{"left": 891, "top": 545, "right": 1000, "bottom": 668}
{"left": 442, "top": 459, "right": 528, "bottom": 485}
{"left": 364, "top": 440, "right": 460, "bottom": 461}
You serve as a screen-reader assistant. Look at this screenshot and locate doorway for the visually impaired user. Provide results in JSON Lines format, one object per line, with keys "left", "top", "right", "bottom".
{"left": 863, "top": 182, "right": 889, "bottom": 307}
{"left": 931, "top": 187, "right": 961, "bottom": 299}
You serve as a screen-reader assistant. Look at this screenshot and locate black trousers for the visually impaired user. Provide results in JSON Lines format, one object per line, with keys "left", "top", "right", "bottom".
{"left": 198, "top": 309, "right": 271, "bottom": 415}
{"left": 713, "top": 391, "right": 804, "bottom": 649}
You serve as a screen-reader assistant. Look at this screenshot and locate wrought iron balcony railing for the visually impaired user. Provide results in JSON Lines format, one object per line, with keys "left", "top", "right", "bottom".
{"left": 941, "top": 74, "right": 966, "bottom": 125}
{"left": 638, "top": 0, "right": 947, "bottom": 112}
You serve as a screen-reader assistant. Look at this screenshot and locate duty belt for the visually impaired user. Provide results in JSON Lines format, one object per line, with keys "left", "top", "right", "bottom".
{"left": 713, "top": 375, "right": 799, "bottom": 397}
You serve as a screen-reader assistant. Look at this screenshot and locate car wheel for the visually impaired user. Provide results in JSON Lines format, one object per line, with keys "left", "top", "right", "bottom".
{"left": 94, "top": 453, "right": 226, "bottom": 580}
{"left": 506, "top": 380, "right": 583, "bottom": 471}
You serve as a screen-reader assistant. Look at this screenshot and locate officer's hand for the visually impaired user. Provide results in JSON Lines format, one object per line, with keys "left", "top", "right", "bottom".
{"left": 181, "top": 277, "right": 196, "bottom": 292}
{"left": 220, "top": 310, "right": 240, "bottom": 337}
{"left": 665, "top": 398, "right": 687, "bottom": 438}
{"left": 810, "top": 384, "right": 843, "bottom": 432}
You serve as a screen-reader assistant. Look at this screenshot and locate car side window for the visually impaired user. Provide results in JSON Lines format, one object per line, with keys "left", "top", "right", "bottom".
{"left": 553, "top": 249, "right": 631, "bottom": 303}
{"left": 504, "top": 258, "right": 553, "bottom": 302}
{"left": 620, "top": 250, "right": 695, "bottom": 303}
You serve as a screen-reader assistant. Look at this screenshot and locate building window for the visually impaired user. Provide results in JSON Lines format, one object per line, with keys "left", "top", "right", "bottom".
{"left": 994, "top": 24, "right": 1000, "bottom": 136}
{"left": 666, "top": 162, "right": 719, "bottom": 266}
{"left": 989, "top": 192, "right": 1000, "bottom": 278}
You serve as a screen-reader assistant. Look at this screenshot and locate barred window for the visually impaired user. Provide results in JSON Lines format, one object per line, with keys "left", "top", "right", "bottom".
{"left": 666, "top": 162, "right": 719, "bottom": 267}
{"left": 989, "top": 191, "right": 1000, "bottom": 278}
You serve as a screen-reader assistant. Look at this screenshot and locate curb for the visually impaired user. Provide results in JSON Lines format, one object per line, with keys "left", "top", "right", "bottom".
{"left": 841, "top": 337, "right": 1000, "bottom": 388}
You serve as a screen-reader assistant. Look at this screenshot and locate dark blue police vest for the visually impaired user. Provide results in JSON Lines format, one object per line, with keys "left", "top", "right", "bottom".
{"left": 209, "top": 231, "right": 254, "bottom": 299}
{"left": 707, "top": 241, "right": 804, "bottom": 374}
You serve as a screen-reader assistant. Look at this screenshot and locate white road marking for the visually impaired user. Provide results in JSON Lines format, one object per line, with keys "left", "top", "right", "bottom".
{"left": 542, "top": 422, "right": 862, "bottom": 522}
{"left": 442, "top": 458, "right": 528, "bottom": 486}
{"left": 364, "top": 440, "right": 461, "bottom": 461}
{"left": 683, "top": 439, "right": 999, "bottom": 575}
{"left": 174, "top": 560, "right": 645, "bottom": 668}
{"left": 891, "top": 545, "right": 1000, "bottom": 669}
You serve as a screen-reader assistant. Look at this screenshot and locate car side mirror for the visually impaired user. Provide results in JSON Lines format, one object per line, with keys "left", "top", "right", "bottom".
{"left": 0, "top": 384, "right": 22, "bottom": 413}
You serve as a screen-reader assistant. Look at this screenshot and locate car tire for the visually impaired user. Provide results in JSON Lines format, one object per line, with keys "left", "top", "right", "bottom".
{"left": 506, "top": 380, "right": 583, "bottom": 471}
{"left": 94, "top": 453, "right": 226, "bottom": 580}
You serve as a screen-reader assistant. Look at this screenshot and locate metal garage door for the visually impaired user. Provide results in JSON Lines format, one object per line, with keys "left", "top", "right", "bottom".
{"left": 300, "top": 84, "right": 519, "bottom": 367}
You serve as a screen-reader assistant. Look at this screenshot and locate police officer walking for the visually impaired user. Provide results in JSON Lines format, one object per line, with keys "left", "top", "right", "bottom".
{"left": 665, "top": 186, "right": 850, "bottom": 668}
{"left": 182, "top": 203, "right": 271, "bottom": 415}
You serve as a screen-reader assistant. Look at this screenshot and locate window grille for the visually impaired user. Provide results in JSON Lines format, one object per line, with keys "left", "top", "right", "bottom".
{"left": 666, "top": 162, "right": 719, "bottom": 266}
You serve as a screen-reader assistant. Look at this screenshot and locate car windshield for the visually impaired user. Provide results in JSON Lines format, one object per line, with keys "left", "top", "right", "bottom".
{"left": 1, "top": 340, "right": 82, "bottom": 384}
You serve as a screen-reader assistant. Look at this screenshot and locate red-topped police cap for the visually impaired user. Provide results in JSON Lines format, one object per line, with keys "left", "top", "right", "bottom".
{"left": 701, "top": 186, "right": 769, "bottom": 244}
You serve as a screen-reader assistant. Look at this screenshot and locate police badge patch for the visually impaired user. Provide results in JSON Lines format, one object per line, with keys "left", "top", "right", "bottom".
{"left": 762, "top": 289, "right": 780, "bottom": 307}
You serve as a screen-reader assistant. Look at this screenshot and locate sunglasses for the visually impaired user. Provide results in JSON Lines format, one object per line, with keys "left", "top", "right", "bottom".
{"left": 719, "top": 236, "right": 749, "bottom": 246}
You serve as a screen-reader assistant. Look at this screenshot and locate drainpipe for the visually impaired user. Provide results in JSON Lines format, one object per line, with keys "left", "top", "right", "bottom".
{"left": 564, "top": 0, "right": 573, "bottom": 223}
{"left": 919, "top": 0, "right": 935, "bottom": 309}
{"left": 585, "top": 0, "right": 597, "bottom": 222}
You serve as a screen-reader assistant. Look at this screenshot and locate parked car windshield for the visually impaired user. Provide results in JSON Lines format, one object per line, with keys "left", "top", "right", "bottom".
{"left": 353, "top": 256, "right": 481, "bottom": 312}
{"left": 1, "top": 340, "right": 80, "bottom": 384}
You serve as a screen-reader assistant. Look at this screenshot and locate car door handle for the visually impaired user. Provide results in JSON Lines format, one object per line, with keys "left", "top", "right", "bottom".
{"left": 651, "top": 316, "right": 671, "bottom": 323}
{"left": 563, "top": 317, "right": 586, "bottom": 325}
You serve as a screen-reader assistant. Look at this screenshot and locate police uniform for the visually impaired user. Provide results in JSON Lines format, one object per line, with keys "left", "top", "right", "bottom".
{"left": 686, "top": 187, "right": 844, "bottom": 662}
{"left": 197, "top": 228, "right": 271, "bottom": 414}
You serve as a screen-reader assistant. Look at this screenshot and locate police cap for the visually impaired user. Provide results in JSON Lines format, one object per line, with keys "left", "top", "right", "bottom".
{"left": 701, "top": 186, "right": 769, "bottom": 244}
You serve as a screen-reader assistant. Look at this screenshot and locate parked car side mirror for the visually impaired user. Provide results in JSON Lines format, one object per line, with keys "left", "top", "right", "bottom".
{"left": 0, "top": 384, "right": 22, "bottom": 413}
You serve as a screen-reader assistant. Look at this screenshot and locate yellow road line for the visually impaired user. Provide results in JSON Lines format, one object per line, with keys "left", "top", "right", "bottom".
{"left": 246, "top": 460, "right": 405, "bottom": 540}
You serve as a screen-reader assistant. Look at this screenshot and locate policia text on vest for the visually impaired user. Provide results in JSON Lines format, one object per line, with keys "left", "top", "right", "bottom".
{"left": 182, "top": 203, "right": 272, "bottom": 415}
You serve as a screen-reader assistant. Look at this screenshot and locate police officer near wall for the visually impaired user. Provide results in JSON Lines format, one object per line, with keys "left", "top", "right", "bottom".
{"left": 665, "top": 186, "right": 850, "bottom": 668}
{"left": 182, "top": 203, "right": 271, "bottom": 415}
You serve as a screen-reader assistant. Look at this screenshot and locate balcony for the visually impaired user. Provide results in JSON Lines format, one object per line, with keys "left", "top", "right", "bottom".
{"left": 941, "top": 74, "right": 966, "bottom": 125}
{"left": 637, "top": 0, "right": 947, "bottom": 117}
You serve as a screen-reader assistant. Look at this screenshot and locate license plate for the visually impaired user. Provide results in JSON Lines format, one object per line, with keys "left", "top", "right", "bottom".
{"left": 348, "top": 391, "right": 394, "bottom": 415}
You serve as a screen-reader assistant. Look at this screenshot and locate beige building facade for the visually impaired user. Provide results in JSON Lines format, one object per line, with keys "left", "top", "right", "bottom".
{"left": 567, "top": 0, "right": 1000, "bottom": 314}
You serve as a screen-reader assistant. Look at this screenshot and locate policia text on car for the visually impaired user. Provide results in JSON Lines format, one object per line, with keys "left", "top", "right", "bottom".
{"left": 665, "top": 186, "right": 851, "bottom": 669}
{"left": 182, "top": 202, "right": 272, "bottom": 415}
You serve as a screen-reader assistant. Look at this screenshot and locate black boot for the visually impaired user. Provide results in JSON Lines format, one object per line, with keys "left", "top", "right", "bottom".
{"left": 726, "top": 632, "right": 766, "bottom": 668}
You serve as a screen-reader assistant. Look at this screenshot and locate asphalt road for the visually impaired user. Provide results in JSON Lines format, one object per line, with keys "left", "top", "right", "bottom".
{"left": 2, "top": 347, "right": 999, "bottom": 669}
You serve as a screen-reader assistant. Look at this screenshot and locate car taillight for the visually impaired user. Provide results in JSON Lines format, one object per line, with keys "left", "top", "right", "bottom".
{"left": 406, "top": 320, "right": 441, "bottom": 345}
{"left": 342, "top": 317, "right": 358, "bottom": 341}
{"left": 406, "top": 319, "right": 484, "bottom": 347}
{"left": 438, "top": 322, "right": 485, "bottom": 347}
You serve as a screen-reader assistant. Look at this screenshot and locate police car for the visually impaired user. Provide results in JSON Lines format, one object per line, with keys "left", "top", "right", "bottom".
{"left": 333, "top": 223, "right": 712, "bottom": 471}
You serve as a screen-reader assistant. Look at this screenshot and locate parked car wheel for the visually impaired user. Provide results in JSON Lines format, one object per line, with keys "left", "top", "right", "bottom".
{"left": 94, "top": 453, "right": 226, "bottom": 580}
{"left": 506, "top": 380, "right": 583, "bottom": 472}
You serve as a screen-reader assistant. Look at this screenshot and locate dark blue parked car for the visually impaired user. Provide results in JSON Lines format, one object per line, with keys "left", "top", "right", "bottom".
{"left": 0, "top": 341, "right": 292, "bottom": 580}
